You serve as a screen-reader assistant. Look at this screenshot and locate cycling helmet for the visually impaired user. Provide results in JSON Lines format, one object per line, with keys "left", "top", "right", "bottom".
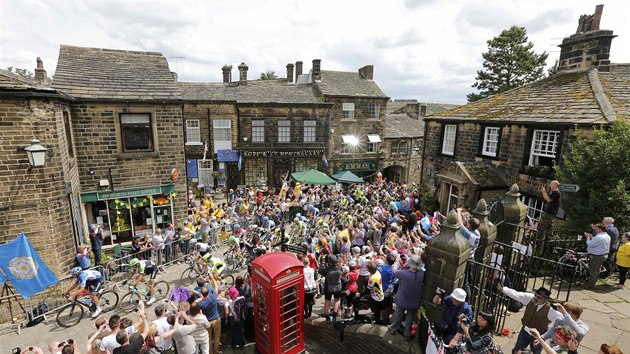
{"left": 362, "top": 245, "right": 371, "bottom": 254}
{"left": 228, "top": 235, "right": 236, "bottom": 243}
{"left": 129, "top": 258, "right": 139, "bottom": 267}
{"left": 234, "top": 224, "right": 240, "bottom": 229}
{"left": 70, "top": 266, "right": 82, "bottom": 275}
{"left": 263, "top": 216, "right": 269, "bottom": 221}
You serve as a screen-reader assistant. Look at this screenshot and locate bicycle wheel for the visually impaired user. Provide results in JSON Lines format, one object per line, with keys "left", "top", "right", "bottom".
{"left": 98, "top": 291, "right": 119, "bottom": 313}
{"left": 154, "top": 281, "right": 170, "bottom": 300}
{"left": 56, "top": 302, "right": 84, "bottom": 328}
{"left": 118, "top": 292, "right": 142, "bottom": 314}
{"left": 180, "top": 267, "right": 197, "bottom": 284}
{"left": 221, "top": 274, "right": 235, "bottom": 289}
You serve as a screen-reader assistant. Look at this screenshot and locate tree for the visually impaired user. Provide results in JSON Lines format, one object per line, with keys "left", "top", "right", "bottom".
{"left": 5, "top": 66, "right": 34, "bottom": 78}
{"left": 467, "top": 26, "right": 548, "bottom": 103}
{"left": 554, "top": 118, "right": 630, "bottom": 234}
{"left": 259, "top": 71, "right": 278, "bottom": 80}
{"left": 546, "top": 59, "right": 559, "bottom": 77}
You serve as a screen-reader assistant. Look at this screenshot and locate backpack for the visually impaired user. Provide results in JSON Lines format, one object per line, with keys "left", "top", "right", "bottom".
{"left": 26, "top": 302, "right": 49, "bottom": 327}
{"left": 233, "top": 297, "right": 247, "bottom": 321}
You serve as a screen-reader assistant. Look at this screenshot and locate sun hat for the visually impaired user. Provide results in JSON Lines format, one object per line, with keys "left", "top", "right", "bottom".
{"left": 348, "top": 260, "right": 357, "bottom": 268}
{"left": 228, "top": 287, "right": 239, "bottom": 298}
{"left": 407, "top": 255, "right": 422, "bottom": 270}
{"left": 451, "top": 288, "right": 467, "bottom": 302}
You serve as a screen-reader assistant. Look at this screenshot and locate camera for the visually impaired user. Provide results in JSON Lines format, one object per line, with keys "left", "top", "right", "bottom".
{"left": 435, "top": 287, "right": 446, "bottom": 296}
{"left": 550, "top": 302, "right": 558, "bottom": 310}
{"left": 68, "top": 339, "right": 74, "bottom": 345}
{"left": 459, "top": 314, "right": 470, "bottom": 325}
{"left": 12, "top": 348, "right": 21, "bottom": 354}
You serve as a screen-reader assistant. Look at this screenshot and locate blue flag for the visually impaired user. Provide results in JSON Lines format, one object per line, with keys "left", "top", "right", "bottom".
{"left": 0, "top": 270, "right": 6, "bottom": 285}
{"left": 0, "top": 233, "right": 59, "bottom": 298}
{"left": 237, "top": 152, "right": 242, "bottom": 171}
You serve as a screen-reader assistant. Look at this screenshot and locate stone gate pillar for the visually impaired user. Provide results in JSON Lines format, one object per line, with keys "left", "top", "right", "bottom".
{"left": 422, "top": 209, "right": 470, "bottom": 321}
{"left": 498, "top": 183, "right": 528, "bottom": 244}
{"left": 471, "top": 198, "right": 497, "bottom": 264}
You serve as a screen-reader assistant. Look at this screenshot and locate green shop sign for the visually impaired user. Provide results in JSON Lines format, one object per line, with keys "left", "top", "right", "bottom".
{"left": 81, "top": 184, "right": 175, "bottom": 203}
{"left": 334, "top": 160, "right": 379, "bottom": 172}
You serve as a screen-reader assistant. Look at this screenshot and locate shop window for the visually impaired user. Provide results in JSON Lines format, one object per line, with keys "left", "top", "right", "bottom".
{"left": 252, "top": 120, "right": 265, "bottom": 143}
{"left": 198, "top": 160, "right": 214, "bottom": 187}
{"left": 120, "top": 113, "right": 153, "bottom": 152}
{"left": 186, "top": 119, "right": 201, "bottom": 144}
{"left": 130, "top": 198, "right": 153, "bottom": 239}
{"left": 303, "top": 120, "right": 316, "bottom": 142}
{"left": 294, "top": 158, "right": 318, "bottom": 173}
{"left": 109, "top": 199, "right": 132, "bottom": 242}
{"left": 245, "top": 159, "right": 267, "bottom": 187}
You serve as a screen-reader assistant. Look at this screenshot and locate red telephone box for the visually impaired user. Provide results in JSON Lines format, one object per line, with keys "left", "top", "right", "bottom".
{"left": 251, "top": 252, "right": 304, "bottom": 354}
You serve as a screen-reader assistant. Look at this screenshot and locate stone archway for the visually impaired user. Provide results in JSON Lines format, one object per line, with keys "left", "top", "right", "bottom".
{"left": 383, "top": 165, "right": 406, "bottom": 184}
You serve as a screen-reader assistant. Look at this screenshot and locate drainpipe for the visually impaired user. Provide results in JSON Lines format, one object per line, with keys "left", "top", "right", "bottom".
{"left": 419, "top": 119, "right": 429, "bottom": 186}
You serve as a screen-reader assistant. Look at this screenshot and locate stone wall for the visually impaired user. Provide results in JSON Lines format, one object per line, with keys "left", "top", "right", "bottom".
{"left": 0, "top": 96, "right": 79, "bottom": 275}
{"left": 183, "top": 102, "right": 238, "bottom": 158}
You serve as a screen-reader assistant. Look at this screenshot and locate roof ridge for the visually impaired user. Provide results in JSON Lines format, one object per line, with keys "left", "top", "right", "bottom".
{"left": 60, "top": 44, "right": 164, "bottom": 56}
{"left": 0, "top": 69, "right": 39, "bottom": 86}
{"left": 588, "top": 67, "right": 617, "bottom": 123}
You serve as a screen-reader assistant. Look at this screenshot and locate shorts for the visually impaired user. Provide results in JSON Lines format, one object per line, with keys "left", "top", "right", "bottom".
{"left": 199, "top": 250, "right": 208, "bottom": 257}
{"left": 324, "top": 291, "right": 342, "bottom": 300}
{"left": 143, "top": 265, "right": 158, "bottom": 280}
{"left": 85, "top": 279, "right": 102, "bottom": 293}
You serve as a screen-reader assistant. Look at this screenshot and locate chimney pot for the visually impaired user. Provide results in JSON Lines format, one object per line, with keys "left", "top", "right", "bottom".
{"left": 286, "top": 63, "right": 294, "bottom": 83}
{"left": 222, "top": 64, "right": 232, "bottom": 83}
{"left": 34, "top": 57, "right": 47, "bottom": 83}
{"left": 358, "top": 65, "right": 374, "bottom": 80}
{"left": 312, "top": 59, "right": 321, "bottom": 82}
{"left": 295, "top": 61, "right": 303, "bottom": 80}
{"left": 238, "top": 62, "right": 248, "bottom": 85}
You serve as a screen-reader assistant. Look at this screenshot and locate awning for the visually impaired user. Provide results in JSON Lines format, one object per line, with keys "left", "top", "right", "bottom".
{"left": 217, "top": 149, "right": 240, "bottom": 162}
{"left": 81, "top": 184, "right": 176, "bottom": 203}
{"left": 367, "top": 134, "right": 381, "bottom": 143}
{"left": 342, "top": 135, "right": 358, "bottom": 145}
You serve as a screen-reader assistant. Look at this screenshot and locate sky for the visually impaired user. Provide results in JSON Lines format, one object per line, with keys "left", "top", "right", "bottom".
{"left": 1, "top": 0, "right": 628, "bottom": 104}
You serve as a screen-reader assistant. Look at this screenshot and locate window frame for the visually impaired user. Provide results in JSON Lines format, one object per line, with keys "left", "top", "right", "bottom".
{"left": 528, "top": 129, "right": 560, "bottom": 166}
{"left": 278, "top": 120, "right": 291, "bottom": 143}
{"left": 368, "top": 103, "right": 380, "bottom": 120}
{"left": 198, "top": 160, "right": 214, "bottom": 187}
{"left": 481, "top": 126, "right": 501, "bottom": 157}
{"left": 186, "top": 119, "right": 201, "bottom": 144}
{"left": 252, "top": 120, "right": 265, "bottom": 143}
{"left": 342, "top": 102, "right": 355, "bottom": 120}
{"left": 303, "top": 120, "right": 316, "bottom": 143}
{"left": 120, "top": 113, "right": 154, "bottom": 153}
{"left": 441, "top": 124, "right": 457, "bottom": 156}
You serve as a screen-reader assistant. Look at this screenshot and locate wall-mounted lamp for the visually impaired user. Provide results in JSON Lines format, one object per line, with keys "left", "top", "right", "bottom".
{"left": 21, "top": 138, "right": 49, "bottom": 171}
{"left": 243, "top": 137, "right": 249, "bottom": 142}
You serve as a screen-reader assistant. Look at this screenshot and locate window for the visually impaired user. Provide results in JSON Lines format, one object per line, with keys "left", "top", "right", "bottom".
{"left": 342, "top": 102, "right": 355, "bottom": 120}
{"left": 186, "top": 119, "right": 201, "bottom": 144}
{"left": 368, "top": 103, "right": 380, "bottom": 119}
{"left": 521, "top": 194, "right": 545, "bottom": 222}
{"left": 482, "top": 127, "right": 500, "bottom": 157}
{"left": 529, "top": 130, "right": 560, "bottom": 166}
{"left": 63, "top": 111, "right": 74, "bottom": 158}
{"left": 341, "top": 135, "right": 358, "bottom": 154}
{"left": 252, "top": 120, "right": 265, "bottom": 143}
{"left": 245, "top": 159, "right": 267, "bottom": 187}
{"left": 446, "top": 183, "right": 460, "bottom": 212}
{"left": 278, "top": 120, "right": 291, "bottom": 143}
{"left": 391, "top": 141, "right": 399, "bottom": 155}
{"left": 120, "top": 113, "right": 153, "bottom": 152}
{"left": 398, "top": 141, "right": 408, "bottom": 155}
{"left": 213, "top": 119, "right": 231, "bottom": 151}
{"left": 198, "top": 160, "right": 214, "bottom": 187}
{"left": 303, "top": 120, "right": 316, "bottom": 142}
{"left": 441, "top": 124, "right": 457, "bottom": 156}
{"left": 367, "top": 134, "right": 381, "bottom": 153}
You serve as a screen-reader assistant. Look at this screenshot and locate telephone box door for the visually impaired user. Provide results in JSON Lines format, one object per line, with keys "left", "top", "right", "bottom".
{"left": 278, "top": 282, "right": 302, "bottom": 353}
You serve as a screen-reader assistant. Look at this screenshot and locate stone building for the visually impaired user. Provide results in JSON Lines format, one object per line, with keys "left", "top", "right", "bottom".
{"left": 307, "top": 60, "right": 390, "bottom": 179}
{"left": 0, "top": 62, "right": 80, "bottom": 274}
{"left": 179, "top": 62, "right": 331, "bottom": 191}
{"left": 421, "top": 5, "right": 629, "bottom": 219}
{"left": 52, "top": 45, "right": 187, "bottom": 245}
{"left": 382, "top": 101, "right": 424, "bottom": 184}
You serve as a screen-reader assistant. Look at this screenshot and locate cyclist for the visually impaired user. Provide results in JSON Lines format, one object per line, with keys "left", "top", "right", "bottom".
{"left": 64, "top": 266, "right": 103, "bottom": 318}
{"left": 201, "top": 253, "right": 226, "bottom": 277}
{"left": 125, "top": 258, "right": 157, "bottom": 305}
{"left": 225, "top": 235, "right": 245, "bottom": 267}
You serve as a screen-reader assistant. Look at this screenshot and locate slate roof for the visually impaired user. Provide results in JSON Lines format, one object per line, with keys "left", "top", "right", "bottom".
{"left": 385, "top": 102, "right": 424, "bottom": 139}
{"left": 52, "top": 45, "right": 180, "bottom": 100}
{"left": 316, "top": 70, "right": 388, "bottom": 98}
{"left": 178, "top": 80, "right": 320, "bottom": 104}
{"left": 0, "top": 69, "right": 48, "bottom": 90}
{"left": 430, "top": 64, "right": 630, "bottom": 124}
{"left": 460, "top": 162, "right": 508, "bottom": 188}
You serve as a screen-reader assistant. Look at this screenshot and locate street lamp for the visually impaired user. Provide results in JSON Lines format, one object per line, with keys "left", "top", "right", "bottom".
{"left": 24, "top": 138, "right": 48, "bottom": 169}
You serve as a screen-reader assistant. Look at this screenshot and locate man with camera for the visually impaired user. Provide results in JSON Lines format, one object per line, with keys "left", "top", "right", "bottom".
{"left": 584, "top": 222, "right": 611, "bottom": 288}
{"left": 432, "top": 288, "right": 473, "bottom": 345}
{"left": 497, "top": 284, "right": 561, "bottom": 354}
{"left": 89, "top": 224, "right": 104, "bottom": 266}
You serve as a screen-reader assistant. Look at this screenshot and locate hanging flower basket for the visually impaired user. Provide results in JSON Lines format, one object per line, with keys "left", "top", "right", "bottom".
{"left": 130, "top": 198, "right": 149, "bottom": 208}
{"left": 109, "top": 199, "right": 129, "bottom": 210}
{"left": 155, "top": 197, "right": 170, "bottom": 206}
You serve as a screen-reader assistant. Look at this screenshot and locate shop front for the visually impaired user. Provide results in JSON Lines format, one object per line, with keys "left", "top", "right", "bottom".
{"left": 242, "top": 149, "right": 325, "bottom": 189}
{"left": 333, "top": 159, "right": 380, "bottom": 179}
{"left": 81, "top": 184, "right": 176, "bottom": 245}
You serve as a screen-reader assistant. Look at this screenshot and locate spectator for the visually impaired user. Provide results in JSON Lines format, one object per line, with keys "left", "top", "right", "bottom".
{"left": 457, "top": 208, "right": 480, "bottom": 259}
{"left": 163, "top": 313, "right": 197, "bottom": 354}
{"left": 187, "top": 303, "right": 210, "bottom": 354}
{"left": 459, "top": 311, "right": 496, "bottom": 352}
{"left": 303, "top": 257, "right": 317, "bottom": 319}
{"left": 366, "top": 260, "right": 385, "bottom": 325}
{"left": 585, "top": 223, "right": 611, "bottom": 288}
{"left": 152, "top": 303, "right": 174, "bottom": 354}
{"left": 89, "top": 224, "right": 104, "bottom": 266}
{"left": 76, "top": 245, "right": 92, "bottom": 270}
{"left": 537, "top": 180, "right": 561, "bottom": 240}
{"left": 541, "top": 302, "right": 589, "bottom": 344}
{"left": 319, "top": 254, "right": 343, "bottom": 322}
{"left": 113, "top": 306, "right": 150, "bottom": 354}
{"left": 432, "top": 287, "right": 473, "bottom": 345}
{"left": 530, "top": 326, "right": 579, "bottom": 354}
{"left": 227, "top": 287, "right": 246, "bottom": 350}
{"left": 389, "top": 254, "right": 424, "bottom": 341}
{"left": 196, "top": 283, "right": 221, "bottom": 354}
{"left": 614, "top": 232, "right": 630, "bottom": 289}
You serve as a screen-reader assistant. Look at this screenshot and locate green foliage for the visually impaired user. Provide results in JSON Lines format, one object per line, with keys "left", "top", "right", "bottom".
{"left": 547, "top": 59, "right": 559, "bottom": 77}
{"left": 467, "top": 26, "right": 548, "bottom": 103}
{"left": 554, "top": 118, "right": 630, "bottom": 234}
{"left": 5, "top": 66, "right": 34, "bottom": 78}
{"left": 259, "top": 71, "right": 278, "bottom": 80}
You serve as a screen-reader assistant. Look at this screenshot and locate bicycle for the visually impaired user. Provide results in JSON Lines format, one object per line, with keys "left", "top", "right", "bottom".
{"left": 556, "top": 248, "right": 607, "bottom": 285}
{"left": 224, "top": 248, "right": 246, "bottom": 271}
{"left": 180, "top": 255, "right": 235, "bottom": 289}
{"left": 56, "top": 288, "right": 119, "bottom": 328}
{"left": 118, "top": 279, "right": 170, "bottom": 314}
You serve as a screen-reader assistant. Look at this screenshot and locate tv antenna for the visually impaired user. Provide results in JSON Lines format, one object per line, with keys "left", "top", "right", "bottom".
{"left": 170, "top": 56, "right": 186, "bottom": 75}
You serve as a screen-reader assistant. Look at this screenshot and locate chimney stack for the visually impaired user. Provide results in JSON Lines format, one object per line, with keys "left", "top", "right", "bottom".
{"left": 358, "top": 65, "right": 374, "bottom": 80}
{"left": 312, "top": 59, "right": 321, "bottom": 81}
{"left": 238, "top": 62, "right": 248, "bottom": 85}
{"left": 286, "top": 63, "right": 294, "bottom": 83}
{"left": 295, "top": 61, "right": 303, "bottom": 80}
{"left": 420, "top": 104, "right": 428, "bottom": 117}
{"left": 34, "top": 57, "right": 47, "bottom": 83}
{"left": 171, "top": 71, "right": 178, "bottom": 81}
{"left": 222, "top": 65, "right": 232, "bottom": 83}
{"left": 558, "top": 4, "right": 616, "bottom": 72}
